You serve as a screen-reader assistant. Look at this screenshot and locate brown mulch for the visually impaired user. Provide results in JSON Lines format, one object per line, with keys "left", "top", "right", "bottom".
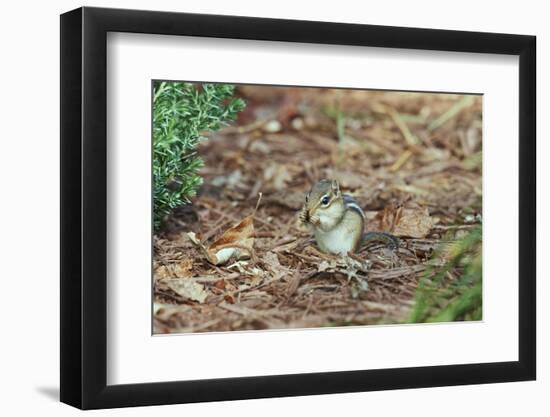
{"left": 153, "top": 87, "right": 482, "bottom": 334}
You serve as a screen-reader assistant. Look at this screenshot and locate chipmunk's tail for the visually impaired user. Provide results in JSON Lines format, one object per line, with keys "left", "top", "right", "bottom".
{"left": 361, "top": 232, "right": 399, "bottom": 250}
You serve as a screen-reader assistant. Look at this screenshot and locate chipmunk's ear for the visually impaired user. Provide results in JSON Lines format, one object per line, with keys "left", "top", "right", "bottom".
{"left": 331, "top": 179, "right": 340, "bottom": 194}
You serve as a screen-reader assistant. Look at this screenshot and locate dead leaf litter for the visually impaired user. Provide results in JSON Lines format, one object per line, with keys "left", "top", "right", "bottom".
{"left": 154, "top": 88, "right": 482, "bottom": 333}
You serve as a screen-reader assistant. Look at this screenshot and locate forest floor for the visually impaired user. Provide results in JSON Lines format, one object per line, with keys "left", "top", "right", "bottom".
{"left": 153, "top": 86, "right": 482, "bottom": 334}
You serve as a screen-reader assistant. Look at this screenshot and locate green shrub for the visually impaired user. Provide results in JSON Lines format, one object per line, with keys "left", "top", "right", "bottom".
{"left": 153, "top": 81, "right": 245, "bottom": 230}
{"left": 409, "top": 226, "right": 482, "bottom": 323}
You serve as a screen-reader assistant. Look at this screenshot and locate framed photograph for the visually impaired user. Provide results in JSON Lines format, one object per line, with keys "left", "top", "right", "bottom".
{"left": 60, "top": 6, "right": 536, "bottom": 409}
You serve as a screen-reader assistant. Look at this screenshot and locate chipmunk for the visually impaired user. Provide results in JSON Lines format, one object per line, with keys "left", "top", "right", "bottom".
{"left": 299, "top": 179, "right": 398, "bottom": 255}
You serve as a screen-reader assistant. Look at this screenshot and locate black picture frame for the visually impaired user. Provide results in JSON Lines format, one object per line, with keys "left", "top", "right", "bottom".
{"left": 60, "top": 6, "right": 536, "bottom": 410}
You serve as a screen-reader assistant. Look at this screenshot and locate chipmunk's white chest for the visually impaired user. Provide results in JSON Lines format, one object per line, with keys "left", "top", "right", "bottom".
{"left": 314, "top": 213, "right": 362, "bottom": 255}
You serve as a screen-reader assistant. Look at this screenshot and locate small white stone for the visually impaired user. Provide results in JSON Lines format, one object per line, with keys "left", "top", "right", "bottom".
{"left": 291, "top": 117, "right": 304, "bottom": 130}
{"left": 263, "top": 119, "right": 282, "bottom": 133}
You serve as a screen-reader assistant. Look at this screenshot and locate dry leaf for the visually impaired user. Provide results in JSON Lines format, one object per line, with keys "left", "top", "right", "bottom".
{"left": 228, "top": 261, "right": 264, "bottom": 287}
{"left": 214, "top": 279, "right": 226, "bottom": 290}
{"left": 172, "top": 259, "right": 193, "bottom": 277}
{"left": 187, "top": 215, "right": 255, "bottom": 265}
{"left": 317, "top": 255, "right": 370, "bottom": 283}
{"left": 262, "top": 251, "right": 284, "bottom": 273}
{"left": 153, "top": 303, "right": 168, "bottom": 315}
{"left": 224, "top": 294, "right": 236, "bottom": 304}
{"left": 186, "top": 231, "right": 202, "bottom": 246}
{"left": 285, "top": 269, "right": 302, "bottom": 297}
{"left": 370, "top": 204, "right": 435, "bottom": 238}
{"left": 166, "top": 279, "right": 208, "bottom": 303}
{"left": 154, "top": 260, "right": 194, "bottom": 280}
{"left": 154, "top": 265, "right": 172, "bottom": 280}
{"left": 208, "top": 215, "right": 255, "bottom": 263}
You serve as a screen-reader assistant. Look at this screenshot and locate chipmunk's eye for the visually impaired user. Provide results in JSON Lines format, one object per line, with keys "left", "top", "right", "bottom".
{"left": 321, "top": 196, "right": 330, "bottom": 205}
{"left": 305, "top": 194, "right": 309, "bottom": 203}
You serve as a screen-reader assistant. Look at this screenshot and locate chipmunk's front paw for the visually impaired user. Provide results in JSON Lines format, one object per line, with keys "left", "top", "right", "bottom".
{"left": 299, "top": 207, "right": 308, "bottom": 224}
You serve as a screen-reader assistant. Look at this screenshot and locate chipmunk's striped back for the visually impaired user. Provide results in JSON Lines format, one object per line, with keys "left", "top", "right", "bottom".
{"left": 343, "top": 195, "right": 398, "bottom": 250}
{"left": 342, "top": 194, "right": 365, "bottom": 219}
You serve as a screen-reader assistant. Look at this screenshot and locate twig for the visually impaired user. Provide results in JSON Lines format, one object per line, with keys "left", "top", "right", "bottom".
{"left": 428, "top": 95, "right": 475, "bottom": 131}
{"left": 253, "top": 192, "right": 263, "bottom": 214}
{"left": 390, "top": 149, "right": 413, "bottom": 172}
{"left": 387, "top": 107, "right": 420, "bottom": 146}
{"left": 269, "top": 236, "right": 297, "bottom": 250}
{"left": 432, "top": 224, "right": 479, "bottom": 231}
{"left": 369, "top": 264, "right": 426, "bottom": 280}
{"left": 154, "top": 290, "right": 186, "bottom": 303}
{"left": 186, "top": 273, "right": 241, "bottom": 283}
{"left": 219, "top": 118, "right": 268, "bottom": 135}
